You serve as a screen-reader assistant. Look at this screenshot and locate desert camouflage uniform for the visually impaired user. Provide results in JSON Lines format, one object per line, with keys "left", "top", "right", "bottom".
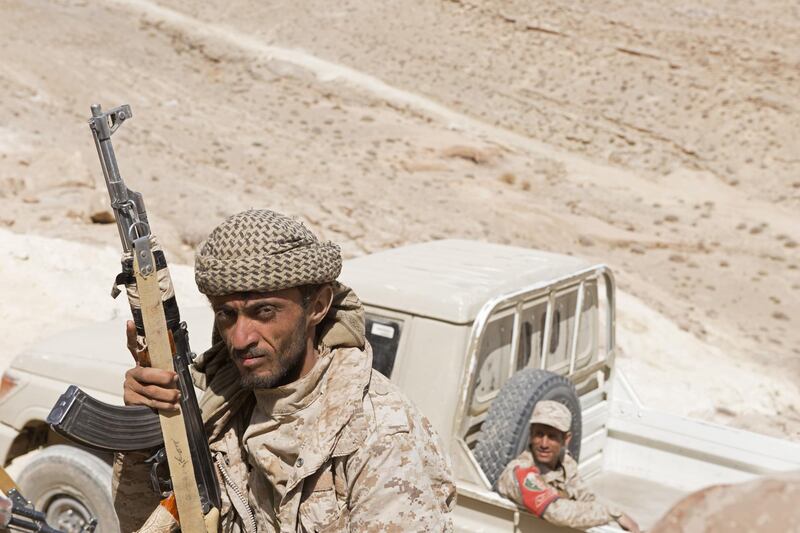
{"left": 232, "top": 343, "right": 455, "bottom": 532}
{"left": 497, "top": 450, "right": 620, "bottom": 530}
{"left": 113, "top": 309, "right": 455, "bottom": 531}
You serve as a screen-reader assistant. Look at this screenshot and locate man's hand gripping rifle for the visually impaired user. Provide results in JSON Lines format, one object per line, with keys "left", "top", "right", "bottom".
{"left": 46, "top": 105, "right": 220, "bottom": 531}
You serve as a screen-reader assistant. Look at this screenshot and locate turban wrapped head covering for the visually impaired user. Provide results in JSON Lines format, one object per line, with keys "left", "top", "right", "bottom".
{"left": 194, "top": 209, "right": 343, "bottom": 296}
{"left": 190, "top": 210, "right": 365, "bottom": 433}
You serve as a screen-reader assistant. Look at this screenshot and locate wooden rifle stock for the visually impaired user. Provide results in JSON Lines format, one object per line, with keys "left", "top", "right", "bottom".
{"left": 133, "top": 244, "right": 211, "bottom": 532}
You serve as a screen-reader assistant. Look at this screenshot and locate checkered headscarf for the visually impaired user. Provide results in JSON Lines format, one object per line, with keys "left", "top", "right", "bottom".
{"left": 195, "top": 209, "right": 342, "bottom": 296}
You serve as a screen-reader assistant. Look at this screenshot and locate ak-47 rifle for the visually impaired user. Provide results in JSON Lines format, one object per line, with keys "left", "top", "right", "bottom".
{"left": 46, "top": 105, "right": 220, "bottom": 531}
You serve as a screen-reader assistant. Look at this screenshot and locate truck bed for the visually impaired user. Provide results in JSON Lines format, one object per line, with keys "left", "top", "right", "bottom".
{"left": 588, "top": 471, "right": 685, "bottom": 530}
{"left": 584, "top": 370, "right": 800, "bottom": 531}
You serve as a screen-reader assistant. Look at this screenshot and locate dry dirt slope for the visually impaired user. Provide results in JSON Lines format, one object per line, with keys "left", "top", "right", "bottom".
{"left": 0, "top": 0, "right": 798, "bottom": 437}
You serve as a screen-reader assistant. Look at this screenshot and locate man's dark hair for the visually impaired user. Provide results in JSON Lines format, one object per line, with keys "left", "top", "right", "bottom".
{"left": 298, "top": 284, "right": 324, "bottom": 309}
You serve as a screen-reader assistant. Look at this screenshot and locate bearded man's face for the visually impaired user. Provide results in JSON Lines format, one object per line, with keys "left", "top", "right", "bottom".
{"left": 209, "top": 288, "right": 310, "bottom": 389}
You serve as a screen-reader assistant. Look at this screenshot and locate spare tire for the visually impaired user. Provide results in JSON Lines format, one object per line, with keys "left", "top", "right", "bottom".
{"left": 14, "top": 445, "right": 120, "bottom": 533}
{"left": 473, "top": 369, "right": 581, "bottom": 488}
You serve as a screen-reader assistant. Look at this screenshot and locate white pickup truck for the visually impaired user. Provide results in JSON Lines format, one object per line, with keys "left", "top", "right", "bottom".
{"left": 0, "top": 239, "right": 797, "bottom": 532}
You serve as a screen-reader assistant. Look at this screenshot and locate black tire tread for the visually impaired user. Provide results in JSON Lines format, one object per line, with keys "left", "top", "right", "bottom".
{"left": 473, "top": 369, "right": 582, "bottom": 487}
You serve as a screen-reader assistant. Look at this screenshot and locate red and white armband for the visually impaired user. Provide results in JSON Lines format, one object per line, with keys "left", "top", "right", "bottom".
{"left": 514, "top": 466, "right": 560, "bottom": 517}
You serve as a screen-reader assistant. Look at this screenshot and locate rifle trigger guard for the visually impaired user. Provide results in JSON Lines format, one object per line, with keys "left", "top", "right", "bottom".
{"left": 145, "top": 448, "right": 173, "bottom": 497}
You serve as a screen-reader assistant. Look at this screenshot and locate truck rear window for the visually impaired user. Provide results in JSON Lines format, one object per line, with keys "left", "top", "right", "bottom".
{"left": 474, "top": 311, "right": 514, "bottom": 403}
{"left": 365, "top": 314, "right": 403, "bottom": 378}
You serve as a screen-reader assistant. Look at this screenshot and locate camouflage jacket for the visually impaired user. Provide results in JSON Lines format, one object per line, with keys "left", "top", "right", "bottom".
{"left": 113, "top": 284, "right": 455, "bottom": 532}
{"left": 497, "top": 450, "right": 618, "bottom": 530}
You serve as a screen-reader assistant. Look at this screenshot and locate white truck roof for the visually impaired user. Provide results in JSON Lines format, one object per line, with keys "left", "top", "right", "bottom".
{"left": 339, "top": 239, "right": 594, "bottom": 324}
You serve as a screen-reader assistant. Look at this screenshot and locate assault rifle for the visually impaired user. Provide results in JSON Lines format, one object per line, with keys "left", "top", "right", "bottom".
{"left": 46, "top": 105, "right": 220, "bottom": 531}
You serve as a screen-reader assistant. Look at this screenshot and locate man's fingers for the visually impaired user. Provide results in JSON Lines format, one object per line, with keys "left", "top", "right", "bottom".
{"left": 123, "top": 367, "right": 180, "bottom": 411}
{"left": 126, "top": 320, "right": 141, "bottom": 362}
{"left": 124, "top": 390, "right": 180, "bottom": 412}
{"left": 127, "top": 366, "right": 178, "bottom": 387}
{"left": 138, "top": 382, "right": 181, "bottom": 404}
{"left": 126, "top": 320, "right": 136, "bottom": 342}
{"left": 124, "top": 384, "right": 181, "bottom": 410}
{"left": 124, "top": 374, "right": 180, "bottom": 400}
{"left": 123, "top": 325, "right": 181, "bottom": 411}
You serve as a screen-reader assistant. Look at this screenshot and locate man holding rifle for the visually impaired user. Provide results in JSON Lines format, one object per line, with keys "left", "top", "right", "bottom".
{"left": 115, "top": 209, "right": 455, "bottom": 531}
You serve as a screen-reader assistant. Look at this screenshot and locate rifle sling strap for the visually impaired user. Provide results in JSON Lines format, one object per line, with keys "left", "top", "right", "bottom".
{"left": 135, "top": 245, "right": 208, "bottom": 532}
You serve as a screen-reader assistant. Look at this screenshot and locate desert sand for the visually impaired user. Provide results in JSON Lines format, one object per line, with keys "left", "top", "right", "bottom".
{"left": 0, "top": 0, "right": 798, "bottom": 439}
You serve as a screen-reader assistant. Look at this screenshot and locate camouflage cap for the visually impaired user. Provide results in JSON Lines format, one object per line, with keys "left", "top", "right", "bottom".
{"left": 529, "top": 400, "right": 571, "bottom": 433}
{"left": 194, "top": 209, "right": 342, "bottom": 296}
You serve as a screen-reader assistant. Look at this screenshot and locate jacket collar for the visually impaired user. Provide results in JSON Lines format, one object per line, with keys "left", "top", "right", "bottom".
{"left": 283, "top": 344, "right": 373, "bottom": 497}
